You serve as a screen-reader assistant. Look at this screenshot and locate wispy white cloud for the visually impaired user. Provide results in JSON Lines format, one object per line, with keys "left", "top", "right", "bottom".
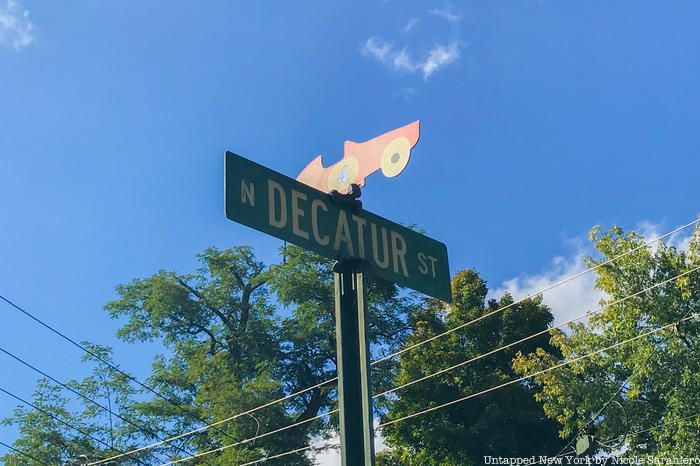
{"left": 490, "top": 221, "right": 695, "bottom": 327}
{"left": 403, "top": 17, "right": 421, "bottom": 34}
{"left": 362, "top": 37, "right": 393, "bottom": 62}
{"left": 361, "top": 37, "right": 461, "bottom": 80}
{"left": 491, "top": 249, "right": 605, "bottom": 327}
{"left": 636, "top": 220, "right": 693, "bottom": 253}
{"left": 0, "top": 0, "right": 34, "bottom": 50}
{"left": 428, "top": 5, "right": 463, "bottom": 23}
{"left": 419, "top": 42, "right": 461, "bottom": 79}
{"left": 362, "top": 3, "right": 464, "bottom": 80}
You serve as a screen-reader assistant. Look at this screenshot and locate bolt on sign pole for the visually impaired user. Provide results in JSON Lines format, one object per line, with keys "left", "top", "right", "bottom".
{"left": 334, "top": 258, "right": 375, "bottom": 466}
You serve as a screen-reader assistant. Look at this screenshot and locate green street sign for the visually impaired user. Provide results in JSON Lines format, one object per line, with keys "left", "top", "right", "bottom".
{"left": 225, "top": 152, "right": 452, "bottom": 302}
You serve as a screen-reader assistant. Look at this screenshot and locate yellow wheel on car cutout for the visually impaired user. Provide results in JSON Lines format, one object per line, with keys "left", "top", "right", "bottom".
{"left": 328, "top": 157, "right": 359, "bottom": 193}
{"left": 380, "top": 137, "right": 411, "bottom": 177}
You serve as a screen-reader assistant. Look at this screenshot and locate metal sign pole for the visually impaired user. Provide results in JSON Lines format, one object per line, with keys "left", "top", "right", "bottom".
{"left": 334, "top": 258, "right": 375, "bottom": 466}
{"left": 224, "top": 152, "right": 451, "bottom": 462}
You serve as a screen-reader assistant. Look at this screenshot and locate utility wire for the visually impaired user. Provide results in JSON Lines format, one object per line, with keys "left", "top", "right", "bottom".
{"left": 0, "top": 439, "right": 52, "bottom": 466}
{"left": 213, "top": 315, "right": 695, "bottom": 466}
{"left": 375, "top": 266, "right": 700, "bottom": 399}
{"left": 373, "top": 218, "right": 700, "bottom": 365}
{"left": 157, "top": 409, "right": 339, "bottom": 466}
{"left": 0, "top": 345, "right": 179, "bottom": 465}
{"left": 107, "top": 224, "right": 700, "bottom": 462}
{"left": 534, "top": 411, "right": 700, "bottom": 464}
{"left": 0, "top": 294, "right": 242, "bottom": 463}
{"left": 377, "top": 316, "right": 694, "bottom": 428}
{"left": 93, "top": 218, "right": 700, "bottom": 461}
{"left": 603, "top": 412, "right": 700, "bottom": 446}
{"left": 239, "top": 442, "right": 334, "bottom": 466}
{"left": 0, "top": 385, "right": 149, "bottom": 466}
{"left": 552, "top": 304, "right": 698, "bottom": 460}
{"left": 553, "top": 365, "right": 641, "bottom": 458}
{"left": 155, "top": 311, "right": 696, "bottom": 465}
{"left": 88, "top": 378, "right": 337, "bottom": 465}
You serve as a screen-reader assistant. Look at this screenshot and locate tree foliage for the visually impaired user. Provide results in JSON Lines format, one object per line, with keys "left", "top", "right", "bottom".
{"left": 4, "top": 224, "right": 699, "bottom": 464}
{"left": 378, "top": 269, "right": 562, "bottom": 465}
{"left": 512, "top": 225, "right": 700, "bottom": 459}
{"left": 2, "top": 346, "right": 159, "bottom": 465}
{"left": 2, "top": 245, "right": 412, "bottom": 465}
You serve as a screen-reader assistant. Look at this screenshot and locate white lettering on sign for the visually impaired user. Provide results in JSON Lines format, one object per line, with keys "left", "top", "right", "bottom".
{"left": 241, "top": 180, "right": 255, "bottom": 207}
{"left": 428, "top": 255, "right": 439, "bottom": 278}
{"left": 226, "top": 153, "right": 451, "bottom": 301}
{"left": 390, "top": 231, "right": 409, "bottom": 278}
{"left": 418, "top": 252, "right": 439, "bottom": 278}
{"left": 291, "top": 189, "right": 309, "bottom": 240}
{"left": 352, "top": 215, "right": 368, "bottom": 259}
{"left": 260, "top": 179, "right": 439, "bottom": 281}
{"left": 268, "top": 180, "right": 287, "bottom": 228}
{"left": 311, "top": 199, "right": 329, "bottom": 246}
{"left": 334, "top": 210, "right": 355, "bottom": 256}
{"left": 371, "top": 224, "right": 390, "bottom": 269}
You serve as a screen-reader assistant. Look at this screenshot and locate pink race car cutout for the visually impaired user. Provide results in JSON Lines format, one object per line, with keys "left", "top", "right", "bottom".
{"left": 297, "top": 121, "right": 420, "bottom": 194}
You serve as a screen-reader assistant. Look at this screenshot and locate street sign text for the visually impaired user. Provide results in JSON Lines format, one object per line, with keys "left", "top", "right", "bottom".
{"left": 225, "top": 152, "right": 451, "bottom": 301}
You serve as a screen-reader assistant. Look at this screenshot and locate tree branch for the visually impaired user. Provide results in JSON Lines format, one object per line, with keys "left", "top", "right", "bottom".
{"left": 176, "top": 279, "right": 235, "bottom": 332}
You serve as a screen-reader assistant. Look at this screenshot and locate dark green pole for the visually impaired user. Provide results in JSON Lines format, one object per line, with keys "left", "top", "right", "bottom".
{"left": 334, "top": 259, "right": 375, "bottom": 466}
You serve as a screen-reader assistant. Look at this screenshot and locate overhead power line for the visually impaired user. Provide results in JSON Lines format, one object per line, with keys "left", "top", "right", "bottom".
{"left": 0, "top": 439, "right": 52, "bottom": 466}
{"left": 378, "top": 315, "right": 695, "bottom": 429}
{"left": 551, "top": 304, "right": 699, "bottom": 460}
{"left": 375, "top": 266, "right": 700, "bottom": 399}
{"left": 87, "top": 377, "right": 337, "bottom": 465}
{"left": 205, "top": 314, "right": 696, "bottom": 466}
{"left": 239, "top": 442, "right": 334, "bottom": 466}
{"left": 90, "top": 218, "right": 700, "bottom": 462}
{"left": 373, "top": 218, "right": 700, "bottom": 365}
{"left": 96, "top": 219, "right": 700, "bottom": 464}
{"left": 534, "top": 411, "right": 700, "bottom": 464}
{"left": 240, "top": 411, "right": 700, "bottom": 466}
{"left": 155, "top": 409, "right": 339, "bottom": 466}
{"left": 0, "top": 345, "right": 179, "bottom": 464}
{"left": 604, "top": 412, "right": 700, "bottom": 445}
{"left": 0, "top": 294, "right": 238, "bottom": 465}
{"left": 154, "top": 305, "right": 696, "bottom": 465}
{"left": 0, "top": 385, "right": 149, "bottom": 466}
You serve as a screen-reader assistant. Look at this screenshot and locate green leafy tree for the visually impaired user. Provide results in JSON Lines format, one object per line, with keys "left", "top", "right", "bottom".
{"left": 379, "top": 269, "right": 562, "bottom": 465}
{"left": 270, "top": 246, "right": 415, "bottom": 413}
{"left": 512, "top": 224, "right": 700, "bottom": 459}
{"left": 1, "top": 346, "right": 159, "bottom": 465}
{"left": 104, "top": 246, "right": 288, "bottom": 463}
{"left": 3, "top": 244, "right": 413, "bottom": 465}
{"left": 2, "top": 380, "right": 100, "bottom": 465}
{"left": 109, "top": 245, "right": 412, "bottom": 463}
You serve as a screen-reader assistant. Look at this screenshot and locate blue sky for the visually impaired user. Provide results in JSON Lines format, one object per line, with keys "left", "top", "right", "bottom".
{"left": 1, "top": 0, "right": 699, "bottom": 462}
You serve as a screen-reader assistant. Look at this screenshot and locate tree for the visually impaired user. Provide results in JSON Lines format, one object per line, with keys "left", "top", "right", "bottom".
{"left": 379, "top": 269, "right": 562, "bottom": 465}
{"left": 110, "top": 244, "right": 413, "bottom": 463}
{"left": 512, "top": 224, "right": 700, "bottom": 459}
{"left": 104, "top": 246, "right": 292, "bottom": 464}
{"left": 3, "top": 244, "right": 414, "bottom": 465}
{"left": 1, "top": 346, "right": 158, "bottom": 465}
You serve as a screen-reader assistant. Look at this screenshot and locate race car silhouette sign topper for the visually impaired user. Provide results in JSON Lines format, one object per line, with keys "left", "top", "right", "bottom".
{"left": 296, "top": 121, "right": 420, "bottom": 194}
